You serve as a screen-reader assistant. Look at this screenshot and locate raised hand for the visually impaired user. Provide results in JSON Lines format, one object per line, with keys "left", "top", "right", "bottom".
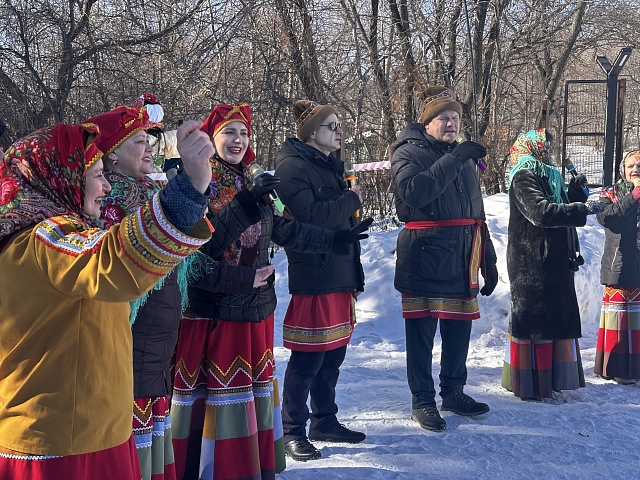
{"left": 177, "top": 120, "right": 214, "bottom": 193}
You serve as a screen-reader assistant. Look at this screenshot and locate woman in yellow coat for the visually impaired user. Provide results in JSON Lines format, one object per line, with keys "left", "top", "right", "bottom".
{"left": 0, "top": 109, "right": 215, "bottom": 479}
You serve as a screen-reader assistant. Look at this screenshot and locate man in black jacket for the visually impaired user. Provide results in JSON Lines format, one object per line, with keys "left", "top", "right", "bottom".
{"left": 274, "top": 100, "right": 368, "bottom": 461}
{"left": 391, "top": 86, "right": 498, "bottom": 432}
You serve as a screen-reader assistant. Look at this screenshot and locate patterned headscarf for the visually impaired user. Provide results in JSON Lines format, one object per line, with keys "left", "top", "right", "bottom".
{"left": 508, "top": 128, "right": 566, "bottom": 204}
{"left": 132, "top": 93, "right": 164, "bottom": 131}
{"left": 0, "top": 123, "right": 102, "bottom": 243}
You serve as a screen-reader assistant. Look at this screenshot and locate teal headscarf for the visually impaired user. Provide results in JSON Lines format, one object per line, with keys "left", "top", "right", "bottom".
{"left": 507, "top": 129, "right": 566, "bottom": 204}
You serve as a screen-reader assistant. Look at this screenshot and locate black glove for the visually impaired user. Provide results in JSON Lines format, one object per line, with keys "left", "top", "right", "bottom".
{"left": 331, "top": 217, "right": 374, "bottom": 254}
{"left": 452, "top": 141, "right": 487, "bottom": 164}
{"left": 250, "top": 173, "right": 280, "bottom": 200}
{"left": 480, "top": 261, "right": 498, "bottom": 296}
{"left": 567, "top": 174, "right": 588, "bottom": 203}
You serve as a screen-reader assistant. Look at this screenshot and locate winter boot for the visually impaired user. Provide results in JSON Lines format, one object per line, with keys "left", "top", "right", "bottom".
{"left": 441, "top": 386, "right": 490, "bottom": 417}
{"left": 309, "top": 423, "right": 366, "bottom": 443}
{"left": 411, "top": 406, "right": 446, "bottom": 432}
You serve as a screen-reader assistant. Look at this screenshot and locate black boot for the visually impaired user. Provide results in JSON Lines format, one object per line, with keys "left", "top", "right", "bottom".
{"left": 284, "top": 437, "right": 321, "bottom": 461}
{"left": 411, "top": 406, "right": 446, "bottom": 432}
{"left": 441, "top": 386, "right": 490, "bottom": 416}
{"left": 309, "top": 423, "right": 366, "bottom": 443}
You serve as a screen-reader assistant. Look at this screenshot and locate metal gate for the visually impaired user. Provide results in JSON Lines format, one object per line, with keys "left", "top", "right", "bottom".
{"left": 562, "top": 79, "right": 626, "bottom": 187}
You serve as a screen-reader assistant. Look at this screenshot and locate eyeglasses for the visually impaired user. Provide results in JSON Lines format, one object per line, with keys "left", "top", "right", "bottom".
{"left": 319, "top": 122, "right": 342, "bottom": 132}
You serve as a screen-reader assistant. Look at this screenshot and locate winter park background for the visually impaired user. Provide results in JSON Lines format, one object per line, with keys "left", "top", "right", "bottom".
{"left": 268, "top": 192, "right": 640, "bottom": 480}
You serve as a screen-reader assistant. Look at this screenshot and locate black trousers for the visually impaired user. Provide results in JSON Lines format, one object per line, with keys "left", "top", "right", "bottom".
{"left": 281, "top": 345, "right": 347, "bottom": 442}
{"left": 405, "top": 316, "right": 472, "bottom": 409}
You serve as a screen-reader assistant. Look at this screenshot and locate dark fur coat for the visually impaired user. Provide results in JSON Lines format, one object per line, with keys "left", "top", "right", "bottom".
{"left": 507, "top": 169, "right": 588, "bottom": 340}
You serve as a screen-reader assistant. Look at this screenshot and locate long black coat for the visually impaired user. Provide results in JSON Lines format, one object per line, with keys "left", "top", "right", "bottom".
{"left": 132, "top": 189, "right": 262, "bottom": 397}
{"left": 597, "top": 188, "right": 640, "bottom": 287}
{"left": 274, "top": 138, "right": 365, "bottom": 295}
{"left": 507, "top": 169, "right": 588, "bottom": 340}
{"left": 391, "top": 124, "right": 496, "bottom": 298}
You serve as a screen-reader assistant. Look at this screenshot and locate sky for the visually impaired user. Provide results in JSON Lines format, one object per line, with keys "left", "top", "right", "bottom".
{"left": 268, "top": 192, "right": 640, "bottom": 480}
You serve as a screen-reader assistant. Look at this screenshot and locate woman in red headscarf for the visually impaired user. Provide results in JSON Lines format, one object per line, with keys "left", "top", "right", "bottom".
{"left": 170, "top": 104, "right": 371, "bottom": 480}
{"left": 0, "top": 111, "right": 216, "bottom": 478}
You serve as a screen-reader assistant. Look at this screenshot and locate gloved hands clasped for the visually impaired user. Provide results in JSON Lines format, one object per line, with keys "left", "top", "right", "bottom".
{"left": 567, "top": 173, "right": 589, "bottom": 203}
{"left": 452, "top": 141, "right": 487, "bottom": 164}
{"left": 250, "top": 173, "right": 280, "bottom": 200}
{"left": 480, "top": 260, "right": 498, "bottom": 296}
{"left": 331, "top": 217, "right": 374, "bottom": 254}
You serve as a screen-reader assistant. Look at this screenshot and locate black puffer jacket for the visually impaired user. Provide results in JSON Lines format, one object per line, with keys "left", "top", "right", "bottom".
{"left": 507, "top": 169, "right": 588, "bottom": 340}
{"left": 274, "top": 138, "right": 365, "bottom": 295}
{"left": 187, "top": 197, "right": 339, "bottom": 322}
{"left": 391, "top": 124, "right": 496, "bottom": 298}
{"left": 597, "top": 187, "right": 640, "bottom": 287}
{"left": 132, "top": 189, "right": 261, "bottom": 398}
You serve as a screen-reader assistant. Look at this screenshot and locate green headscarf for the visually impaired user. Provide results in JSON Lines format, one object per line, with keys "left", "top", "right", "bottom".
{"left": 507, "top": 128, "right": 566, "bottom": 204}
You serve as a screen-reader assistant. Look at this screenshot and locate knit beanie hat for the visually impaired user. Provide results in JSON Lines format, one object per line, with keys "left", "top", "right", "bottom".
{"left": 418, "top": 86, "right": 463, "bottom": 125}
{"left": 292, "top": 100, "right": 338, "bottom": 142}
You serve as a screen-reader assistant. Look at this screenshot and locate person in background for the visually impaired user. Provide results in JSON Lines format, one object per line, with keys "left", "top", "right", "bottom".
{"left": 502, "top": 128, "right": 601, "bottom": 400}
{"left": 390, "top": 86, "right": 497, "bottom": 433}
{"left": 0, "top": 114, "right": 213, "bottom": 479}
{"left": 594, "top": 149, "right": 640, "bottom": 385}
{"left": 91, "top": 103, "right": 266, "bottom": 480}
{"left": 170, "top": 103, "right": 369, "bottom": 479}
{"left": 274, "top": 100, "right": 369, "bottom": 461}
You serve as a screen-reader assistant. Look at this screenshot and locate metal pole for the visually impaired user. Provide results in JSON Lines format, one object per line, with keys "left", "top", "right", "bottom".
{"left": 603, "top": 74, "right": 618, "bottom": 186}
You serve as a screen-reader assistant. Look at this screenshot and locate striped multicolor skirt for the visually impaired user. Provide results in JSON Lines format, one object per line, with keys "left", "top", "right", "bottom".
{"left": 171, "top": 313, "right": 285, "bottom": 480}
{"left": 401, "top": 294, "right": 480, "bottom": 320}
{"left": 502, "top": 334, "right": 585, "bottom": 399}
{"left": 0, "top": 436, "right": 141, "bottom": 480}
{"left": 594, "top": 286, "right": 640, "bottom": 380}
{"left": 133, "top": 395, "right": 176, "bottom": 480}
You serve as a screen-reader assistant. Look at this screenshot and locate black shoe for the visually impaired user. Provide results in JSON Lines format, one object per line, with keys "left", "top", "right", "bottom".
{"left": 441, "top": 386, "right": 490, "bottom": 417}
{"left": 284, "top": 438, "right": 321, "bottom": 461}
{"left": 614, "top": 377, "right": 637, "bottom": 385}
{"left": 411, "top": 406, "right": 446, "bottom": 432}
{"left": 309, "top": 423, "right": 366, "bottom": 444}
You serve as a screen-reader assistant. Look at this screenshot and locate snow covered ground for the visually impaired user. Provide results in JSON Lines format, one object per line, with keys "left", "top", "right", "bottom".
{"left": 270, "top": 193, "right": 640, "bottom": 480}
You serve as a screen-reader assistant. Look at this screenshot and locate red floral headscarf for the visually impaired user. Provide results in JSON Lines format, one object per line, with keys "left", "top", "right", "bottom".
{"left": 0, "top": 123, "right": 102, "bottom": 242}
{"left": 82, "top": 105, "right": 149, "bottom": 156}
{"left": 200, "top": 104, "right": 256, "bottom": 165}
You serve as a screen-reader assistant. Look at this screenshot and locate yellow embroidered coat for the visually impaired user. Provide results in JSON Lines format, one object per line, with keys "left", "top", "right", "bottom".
{"left": 0, "top": 195, "right": 210, "bottom": 456}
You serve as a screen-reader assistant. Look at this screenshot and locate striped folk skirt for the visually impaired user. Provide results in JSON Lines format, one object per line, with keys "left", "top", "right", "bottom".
{"left": 502, "top": 334, "right": 585, "bottom": 400}
{"left": 0, "top": 437, "right": 141, "bottom": 480}
{"left": 133, "top": 395, "right": 176, "bottom": 480}
{"left": 171, "top": 313, "right": 285, "bottom": 480}
{"left": 594, "top": 286, "right": 640, "bottom": 380}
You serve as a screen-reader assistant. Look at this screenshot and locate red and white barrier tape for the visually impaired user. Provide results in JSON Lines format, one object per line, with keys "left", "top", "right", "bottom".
{"left": 352, "top": 161, "right": 391, "bottom": 171}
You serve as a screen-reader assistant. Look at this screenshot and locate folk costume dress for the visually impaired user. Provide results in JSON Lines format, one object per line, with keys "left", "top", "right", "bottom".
{"left": 594, "top": 181, "right": 640, "bottom": 381}
{"left": 0, "top": 122, "right": 211, "bottom": 479}
{"left": 502, "top": 129, "right": 588, "bottom": 400}
{"left": 170, "top": 155, "right": 287, "bottom": 480}
{"left": 102, "top": 170, "right": 179, "bottom": 480}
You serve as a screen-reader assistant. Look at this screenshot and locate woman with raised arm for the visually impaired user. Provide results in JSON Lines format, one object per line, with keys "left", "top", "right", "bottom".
{"left": 0, "top": 109, "right": 215, "bottom": 479}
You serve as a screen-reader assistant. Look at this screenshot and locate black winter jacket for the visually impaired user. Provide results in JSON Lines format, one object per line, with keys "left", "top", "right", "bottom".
{"left": 187, "top": 193, "right": 339, "bottom": 322}
{"left": 274, "top": 138, "right": 365, "bottom": 295}
{"left": 597, "top": 188, "right": 640, "bottom": 287}
{"left": 507, "top": 169, "right": 588, "bottom": 340}
{"left": 132, "top": 189, "right": 261, "bottom": 398}
{"left": 391, "top": 124, "right": 496, "bottom": 298}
